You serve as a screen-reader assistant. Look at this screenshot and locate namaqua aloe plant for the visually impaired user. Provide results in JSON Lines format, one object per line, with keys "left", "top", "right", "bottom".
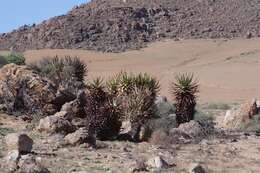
{"left": 171, "top": 73, "right": 199, "bottom": 125}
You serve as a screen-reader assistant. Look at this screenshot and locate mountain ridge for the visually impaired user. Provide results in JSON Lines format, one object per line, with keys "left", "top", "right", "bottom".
{"left": 0, "top": 0, "right": 259, "bottom": 52}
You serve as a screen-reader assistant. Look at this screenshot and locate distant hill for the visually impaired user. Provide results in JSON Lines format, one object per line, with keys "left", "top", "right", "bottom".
{"left": 0, "top": 0, "right": 259, "bottom": 52}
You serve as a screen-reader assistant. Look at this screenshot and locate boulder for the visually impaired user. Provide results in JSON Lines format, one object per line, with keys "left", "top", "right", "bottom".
{"left": 17, "top": 154, "right": 50, "bottom": 173}
{"left": 5, "top": 133, "right": 33, "bottom": 154}
{"left": 177, "top": 121, "right": 205, "bottom": 139}
{"left": 118, "top": 121, "right": 146, "bottom": 142}
{"left": 223, "top": 99, "right": 258, "bottom": 128}
{"left": 37, "top": 115, "right": 75, "bottom": 134}
{"left": 168, "top": 120, "right": 207, "bottom": 144}
{"left": 61, "top": 90, "right": 87, "bottom": 118}
{"left": 64, "top": 127, "right": 96, "bottom": 146}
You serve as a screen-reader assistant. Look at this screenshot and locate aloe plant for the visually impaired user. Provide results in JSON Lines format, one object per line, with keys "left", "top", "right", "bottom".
{"left": 172, "top": 73, "right": 199, "bottom": 125}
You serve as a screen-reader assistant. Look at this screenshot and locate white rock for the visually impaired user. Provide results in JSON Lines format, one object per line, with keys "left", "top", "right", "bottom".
{"left": 147, "top": 156, "right": 169, "bottom": 169}
{"left": 6, "top": 150, "right": 20, "bottom": 162}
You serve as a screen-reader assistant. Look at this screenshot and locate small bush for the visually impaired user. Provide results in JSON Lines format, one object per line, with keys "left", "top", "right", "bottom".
{"left": 239, "top": 115, "right": 260, "bottom": 132}
{"left": 4, "top": 53, "right": 25, "bottom": 65}
{"left": 201, "top": 102, "right": 230, "bottom": 110}
{"left": 0, "top": 55, "right": 8, "bottom": 68}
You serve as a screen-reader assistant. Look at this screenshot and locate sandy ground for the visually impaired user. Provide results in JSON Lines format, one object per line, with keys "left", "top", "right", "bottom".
{"left": 22, "top": 38, "right": 260, "bottom": 103}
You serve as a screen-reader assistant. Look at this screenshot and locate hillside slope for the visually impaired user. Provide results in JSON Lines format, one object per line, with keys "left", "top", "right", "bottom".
{"left": 24, "top": 38, "right": 260, "bottom": 102}
{"left": 0, "top": 0, "right": 259, "bottom": 52}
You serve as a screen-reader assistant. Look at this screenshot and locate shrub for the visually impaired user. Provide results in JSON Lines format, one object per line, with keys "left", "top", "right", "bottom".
{"left": 171, "top": 73, "right": 199, "bottom": 125}
{"left": 201, "top": 102, "right": 230, "bottom": 110}
{"left": 239, "top": 115, "right": 260, "bottom": 132}
{"left": 107, "top": 72, "right": 159, "bottom": 124}
{"left": 4, "top": 53, "right": 25, "bottom": 65}
{"left": 0, "top": 55, "right": 8, "bottom": 68}
{"left": 28, "top": 56, "right": 87, "bottom": 94}
{"left": 85, "top": 78, "right": 122, "bottom": 140}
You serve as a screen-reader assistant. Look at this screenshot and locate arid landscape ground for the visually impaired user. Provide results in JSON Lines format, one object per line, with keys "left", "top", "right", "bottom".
{"left": 0, "top": 0, "right": 260, "bottom": 173}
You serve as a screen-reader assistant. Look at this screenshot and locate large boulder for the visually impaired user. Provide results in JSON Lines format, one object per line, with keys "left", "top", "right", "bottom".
{"left": 0, "top": 64, "right": 58, "bottom": 116}
{"left": 223, "top": 99, "right": 258, "bottom": 129}
{"left": 61, "top": 90, "right": 87, "bottom": 119}
{"left": 64, "top": 127, "right": 96, "bottom": 146}
{"left": 37, "top": 114, "right": 75, "bottom": 135}
{"left": 169, "top": 120, "right": 211, "bottom": 144}
{"left": 5, "top": 133, "right": 33, "bottom": 154}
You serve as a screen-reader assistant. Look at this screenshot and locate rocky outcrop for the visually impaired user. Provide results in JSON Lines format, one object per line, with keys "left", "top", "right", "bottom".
{"left": 0, "top": 0, "right": 259, "bottom": 52}
{"left": 0, "top": 64, "right": 84, "bottom": 117}
{"left": 0, "top": 64, "right": 58, "bottom": 116}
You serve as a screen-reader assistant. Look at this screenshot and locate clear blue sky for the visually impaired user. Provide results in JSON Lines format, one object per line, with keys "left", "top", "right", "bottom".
{"left": 0, "top": 0, "right": 89, "bottom": 33}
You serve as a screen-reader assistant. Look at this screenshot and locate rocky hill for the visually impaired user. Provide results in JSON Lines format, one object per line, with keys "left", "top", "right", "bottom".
{"left": 0, "top": 0, "right": 259, "bottom": 52}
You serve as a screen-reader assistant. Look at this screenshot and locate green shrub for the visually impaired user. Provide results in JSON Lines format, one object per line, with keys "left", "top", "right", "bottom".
{"left": 239, "top": 115, "right": 260, "bottom": 132}
{"left": 0, "top": 55, "right": 8, "bottom": 68}
{"left": 201, "top": 102, "right": 230, "bottom": 110}
{"left": 107, "top": 72, "right": 159, "bottom": 124}
{"left": 4, "top": 53, "right": 25, "bottom": 65}
{"left": 28, "top": 56, "right": 87, "bottom": 94}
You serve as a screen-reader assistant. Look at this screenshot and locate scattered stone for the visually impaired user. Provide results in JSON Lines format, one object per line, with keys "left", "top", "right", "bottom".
{"left": 5, "top": 133, "right": 33, "bottom": 154}
{"left": 5, "top": 150, "right": 20, "bottom": 171}
{"left": 127, "top": 160, "right": 147, "bottom": 173}
{"left": 6, "top": 150, "right": 20, "bottom": 162}
{"left": 18, "top": 154, "right": 50, "bottom": 173}
{"left": 146, "top": 156, "right": 169, "bottom": 170}
{"left": 189, "top": 163, "right": 206, "bottom": 173}
{"left": 64, "top": 127, "right": 96, "bottom": 146}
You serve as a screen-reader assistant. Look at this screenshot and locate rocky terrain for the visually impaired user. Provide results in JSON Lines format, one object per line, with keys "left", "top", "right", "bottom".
{"left": 0, "top": 0, "right": 260, "bottom": 52}
{"left": 0, "top": 99, "right": 260, "bottom": 173}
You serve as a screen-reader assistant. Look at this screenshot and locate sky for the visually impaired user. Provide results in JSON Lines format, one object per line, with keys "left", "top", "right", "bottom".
{"left": 0, "top": 0, "right": 89, "bottom": 33}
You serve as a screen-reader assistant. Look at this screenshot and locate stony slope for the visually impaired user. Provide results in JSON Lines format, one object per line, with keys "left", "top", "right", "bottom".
{"left": 0, "top": 0, "right": 259, "bottom": 52}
